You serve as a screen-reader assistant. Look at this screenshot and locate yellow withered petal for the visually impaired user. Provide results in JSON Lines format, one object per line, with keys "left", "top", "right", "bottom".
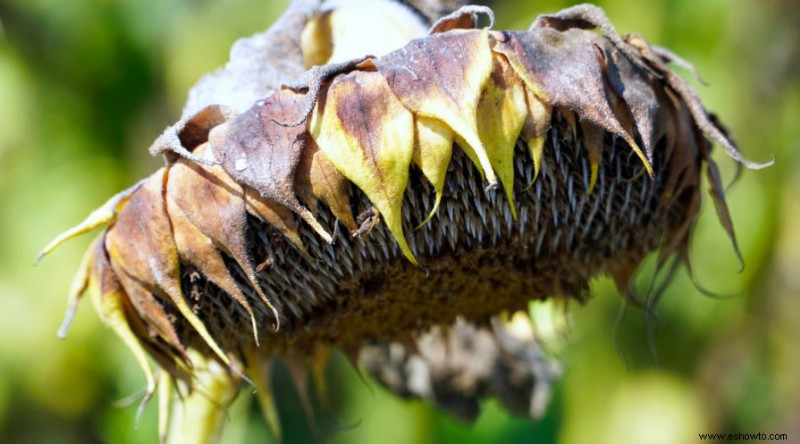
{"left": 413, "top": 116, "right": 453, "bottom": 226}
{"left": 295, "top": 136, "right": 358, "bottom": 232}
{"left": 521, "top": 88, "right": 552, "bottom": 186}
{"left": 476, "top": 53, "right": 529, "bottom": 218}
{"left": 579, "top": 120, "right": 604, "bottom": 194}
{"left": 310, "top": 70, "right": 417, "bottom": 263}
{"left": 374, "top": 29, "right": 497, "bottom": 187}
{"left": 168, "top": 201, "right": 260, "bottom": 343}
{"left": 85, "top": 237, "right": 157, "bottom": 410}
{"left": 36, "top": 179, "right": 143, "bottom": 264}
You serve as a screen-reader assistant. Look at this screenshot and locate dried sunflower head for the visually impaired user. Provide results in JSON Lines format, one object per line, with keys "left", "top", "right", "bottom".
{"left": 39, "top": 1, "right": 772, "bottom": 442}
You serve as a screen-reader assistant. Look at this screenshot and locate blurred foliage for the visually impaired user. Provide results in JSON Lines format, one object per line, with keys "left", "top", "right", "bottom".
{"left": 1, "top": 0, "right": 798, "bottom": 443}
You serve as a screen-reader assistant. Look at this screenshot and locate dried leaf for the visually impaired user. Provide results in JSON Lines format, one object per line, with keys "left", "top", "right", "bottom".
{"left": 167, "top": 148, "right": 281, "bottom": 329}
{"left": 374, "top": 29, "right": 498, "bottom": 186}
{"left": 493, "top": 29, "right": 653, "bottom": 176}
{"left": 210, "top": 91, "right": 332, "bottom": 242}
{"left": 310, "top": 70, "right": 417, "bottom": 263}
{"left": 104, "top": 170, "right": 230, "bottom": 366}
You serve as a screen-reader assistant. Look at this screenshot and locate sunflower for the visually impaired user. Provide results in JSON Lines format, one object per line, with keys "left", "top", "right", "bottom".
{"left": 39, "top": 1, "right": 771, "bottom": 442}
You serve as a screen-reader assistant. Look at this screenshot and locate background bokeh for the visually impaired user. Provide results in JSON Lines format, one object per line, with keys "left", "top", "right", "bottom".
{"left": 1, "top": 0, "right": 798, "bottom": 442}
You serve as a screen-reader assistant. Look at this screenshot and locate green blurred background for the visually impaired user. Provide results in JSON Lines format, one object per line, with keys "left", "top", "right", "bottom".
{"left": 1, "top": 0, "right": 798, "bottom": 442}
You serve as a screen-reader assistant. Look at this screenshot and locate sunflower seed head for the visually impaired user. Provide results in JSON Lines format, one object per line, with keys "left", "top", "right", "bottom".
{"left": 41, "top": 2, "right": 771, "bottom": 438}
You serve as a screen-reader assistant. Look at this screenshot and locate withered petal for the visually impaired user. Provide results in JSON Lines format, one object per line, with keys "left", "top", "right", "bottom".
{"left": 476, "top": 53, "right": 529, "bottom": 217}
{"left": 211, "top": 91, "right": 333, "bottom": 242}
{"left": 168, "top": 201, "right": 260, "bottom": 343}
{"left": 105, "top": 170, "right": 231, "bottom": 366}
{"left": 84, "top": 236, "right": 157, "bottom": 410}
{"left": 294, "top": 136, "right": 358, "bottom": 232}
{"left": 245, "top": 187, "right": 309, "bottom": 253}
{"left": 413, "top": 116, "right": 454, "bottom": 226}
{"left": 706, "top": 158, "right": 744, "bottom": 271}
{"left": 168, "top": 148, "right": 282, "bottom": 330}
{"left": 579, "top": 120, "right": 604, "bottom": 194}
{"left": 310, "top": 70, "right": 417, "bottom": 263}
{"left": 374, "top": 29, "right": 498, "bottom": 186}
{"left": 493, "top": 29, "right": 653, "bottom": 176}
{"left": 36, "top": 179, "right": 145, "bottom": 265}
{"left": 602, "top": 43, "right": 661, "bottom": 164}
{"left": 521, "top": 87, "right": 552, "bottom": 186}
